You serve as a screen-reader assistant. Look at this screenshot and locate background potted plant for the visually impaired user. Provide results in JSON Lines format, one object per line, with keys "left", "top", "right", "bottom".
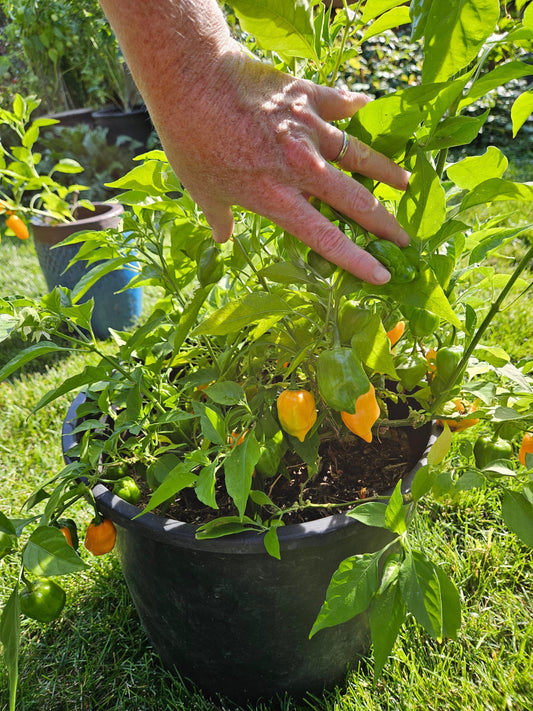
{"left": 1, "top": 0, "right": 533, "bottom": 708}
{"left": 0, "top": 93, "right": 142, "bottom": 338}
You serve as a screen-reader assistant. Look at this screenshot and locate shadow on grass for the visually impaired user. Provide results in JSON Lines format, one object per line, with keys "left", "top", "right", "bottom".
{"left": 9, "top": 555, "right": 355, "bottom": 711}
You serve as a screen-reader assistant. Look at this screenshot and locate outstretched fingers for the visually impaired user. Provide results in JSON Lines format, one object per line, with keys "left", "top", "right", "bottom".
{"left": 267, "top": 192, "right": 393, "bottom": 285}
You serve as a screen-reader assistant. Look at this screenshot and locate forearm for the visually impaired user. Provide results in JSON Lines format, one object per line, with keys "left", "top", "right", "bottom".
{"left": 98, "top": 0, "right": 235, "bottom": 123}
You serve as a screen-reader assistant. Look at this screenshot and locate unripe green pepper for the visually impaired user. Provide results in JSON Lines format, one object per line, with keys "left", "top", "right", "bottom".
{"left": 19, "top": 578, "right": 66, "bottom": 623}
{"left": 404, "top": 306, "right": 440, "bottom": 339}
{"left": 430, "top": 347, "right": 462, "bottom": 396}
{"left": 337, "top": 303, "right": 373, "bottom": 344}
{"left": 197, "top": 245, "right": 223, "bottom": 287}
{"left": 317, "top": 348, "right": 370, "bottom": 413}
{"left": 473, "top": 436, "right": 513, "bottom": 469}
{"left": 395, "top": 354, "right": 427, "bottom": 391}
{"left": 113, "top": 476, "right": 141, "bottom": 505}
{"left": 366, "top": 240, "right": 418, "bottom": 283}
{"left": 256, "top": 430, "right": 285, "bottom": 477}
{"left": 306, "top": 249, "right": 336, "bottom": 278}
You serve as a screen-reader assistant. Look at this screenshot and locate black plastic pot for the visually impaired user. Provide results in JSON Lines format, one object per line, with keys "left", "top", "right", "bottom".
{"left": 62, "top": 394, "right": 437, "bottom": 703}
{"left": 32, "top": 203, "right": 142, "bottom": 339}
{"left": 91, "top": 105, "right": 153, "bottom": 147}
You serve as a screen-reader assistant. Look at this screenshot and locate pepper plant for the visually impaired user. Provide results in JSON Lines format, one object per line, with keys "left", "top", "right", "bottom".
{"left": 1, "top": 0, "right": 533, "bottom": 707}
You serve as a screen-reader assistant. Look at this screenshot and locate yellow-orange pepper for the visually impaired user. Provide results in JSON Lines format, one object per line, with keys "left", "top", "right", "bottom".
{"left": 341, "top": 384, "right": 380, "bottom": 443}
{"left": 84, "top": 518, "right": 117, "bottom": 556}
{"left": 5, "top": 214, "right": 29, "bottom": 240}
{"left": 386, "top": 320, "right": 405, "bottom": 347}
{"left": 277, "top": 389, "right": 317, "bottom": 442}
{"left": 437, "top": 399, "right": 479, "bottom": 432}
{"left": 518, "top": 432, "right": 533, "bottom": 466}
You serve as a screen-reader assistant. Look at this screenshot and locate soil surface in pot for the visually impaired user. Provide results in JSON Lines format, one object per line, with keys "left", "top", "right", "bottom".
{"left": 127, "top": 425, "right": 425, "bottom": 526}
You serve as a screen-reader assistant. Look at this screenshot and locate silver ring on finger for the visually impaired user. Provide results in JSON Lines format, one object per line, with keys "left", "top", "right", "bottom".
{"left": 332, "top": 130, "right": 349, "bottom": 164}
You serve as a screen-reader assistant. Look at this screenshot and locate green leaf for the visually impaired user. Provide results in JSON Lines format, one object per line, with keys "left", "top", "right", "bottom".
{"left": 0, "top": 314, "right": 19, "bottom": 343}
{"left": 71, "top": 258, "right": 133, "bottom": 303}
{"left": 192, "top": 402, "right": 225, "bottom": 445}
{"left": 410, "top": 464, "right": 438, "bottom": 502}
{"left": 106, "top": 159, "right": 171, "bottom": 194}
{"left": 23, "top": 527, "right": 88, "bottom": 576}
{"left": 446, "top": 147, "right": 508, "bottom": 190}
{"left": 347, "top": 501, "right": 387, "bottom": 528}
{"left": 142, "top": 465, "right": 197, "bottom": 514}
{"left": 522, "top": 1, "right": 533, "bottom": 30}
{"left": 361, "top": 6, "right": 412, "bottom": 41}
{"left": 384, "top": 481, "right": 407, "bottom": 535}
{"left": 363, "top": 262, "right": 461, "bottom": 328}
{"left": 423, "top": 110, "right": 489, "bottom": 151}
{"left": 230, "top": 0, "right": 317, "bottom": 60}
{"left": 502, "top": 490, "right": 533, "bottom": 547}
{"left": 460, "top": 178, "right": 533, "bottom": 211}
{"left": 351, "top": 313, "right": 397, "bottom": 377}
{"left": 369, "top": 574, "right": 406, "bottom": 678}
{"left": 410, "top": 0, "right": 432, "bottom": 41}
{"left": 258, "top": 261, "right": 312, "bottom": 285}
{"left": 362, "top": 0, "right": 408, "bottom": 22}
{"left": 194, "top": 462, "right": 218, "bottom": 509}
{"left": 397, "top": 147, "right": 446, "bottom": 239}
{"left": 224, "top": 432, "right": 261, "bottom": 519}
{"left": 348, "top": 82, "right": 464, "bottom": 160}
{"left": 194, "top": 292, "right": 291, "bottom": 336}
{"left": 421, "top": 0, "right": 500, "bottom": 83}
{"left": 51, "top": 158, "right": 84, "bottom": 175}
{"left": 427, "top": 425, "right": 452, "bottom": 467}
{"left": 310, "top": 550, "right": 382, "bottom": 637}
{"left": 33, "top": 366, "right": 108, "bottom": 414}
{"left": 263, "top": 526, "right": 281, "bottom": 560}
{"left": 196, "top": 515, "right": 260, "bottom": 539}
{"left": 0, "top": 586, "right": 20, "bottom": 711}
{"left": 0, "top": 342, "right": 73, "bottom": 382}
{"left": 511, "top": 91, "right": 533, "bottom": 137}
{"left": 0, "top": 512, "right": 17, "bottom": 536}
{"left": 204, "top": 381, "right": 246, "bottom": 406}
{"left": 458, "top": 61, "right": 533, "bottom": 110}
{"left": 399, "top": 551, "right": 461, "bottom": 640}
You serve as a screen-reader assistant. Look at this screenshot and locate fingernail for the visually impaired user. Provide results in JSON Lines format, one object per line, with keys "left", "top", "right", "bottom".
{"left": 396, "top": 229, "right": 410, "bottom": 247}
{"left": 373, "top": 265, "right": 391, "bottom": 284}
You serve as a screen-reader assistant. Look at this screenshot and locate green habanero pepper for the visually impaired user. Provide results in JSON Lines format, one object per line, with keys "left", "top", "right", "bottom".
{"left": 306, "top": 249, "right": 336, "bottom": 278}
{"left": 337, "top": 302, "right": 373, "bottom": 344}
{"left": 395, "top": 354, "right": 428, "bottom": 391}
{"left": 256, "top": 430, "right": 286, "bottom": 477}
{"left": 405, "top": 306, "right": 440, "bottom": 339}
{"left": 317, "top": 348, "right": 370, "bottom": 413}
{"left": 19, "top": 578, "right": 66, "bottom": 623}
{"left": 473, "top": 436, "right": 513, "bottom": 469}
{"left": 366, "top": 240, "right": 418, "bottom": 283}
{"left": 113, "top": 476, "right": 141, "bottom": 505}
{"left": 430, "top": 347, "right": 462, "bottom": 396}
{"left": 197, "top": 244, "right": 223, "bottom": 287}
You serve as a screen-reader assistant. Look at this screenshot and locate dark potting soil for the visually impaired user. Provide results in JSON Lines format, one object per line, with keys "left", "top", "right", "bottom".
{"left": 127, "top": 425, "right": 424, "bottom": 526}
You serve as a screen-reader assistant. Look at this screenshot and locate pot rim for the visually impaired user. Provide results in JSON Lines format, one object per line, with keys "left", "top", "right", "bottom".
{"left": 31, "top": 201, "right": 124, "bottom": 229}
{"left": 62, "top": 392, "right": 439, "bottom": 552}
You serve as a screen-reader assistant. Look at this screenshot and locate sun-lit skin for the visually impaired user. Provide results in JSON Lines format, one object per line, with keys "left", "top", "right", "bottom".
{"left": 99, "top": 0, "right": 411, "bottom": 284}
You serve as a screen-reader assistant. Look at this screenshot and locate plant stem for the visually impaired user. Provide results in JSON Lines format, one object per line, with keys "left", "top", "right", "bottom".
{"left": 433, "top": 242, "right": 533, "bottom": 411}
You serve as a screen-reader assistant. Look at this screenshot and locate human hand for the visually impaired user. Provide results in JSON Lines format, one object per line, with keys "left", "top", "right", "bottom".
{"left": 152, "top": 46, "right": 409, "bottom": 284}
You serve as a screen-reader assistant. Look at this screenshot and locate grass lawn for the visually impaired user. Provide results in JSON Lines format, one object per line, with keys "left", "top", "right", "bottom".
{"left": 1, "top": 192, "right": 532, "bottom": 711}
